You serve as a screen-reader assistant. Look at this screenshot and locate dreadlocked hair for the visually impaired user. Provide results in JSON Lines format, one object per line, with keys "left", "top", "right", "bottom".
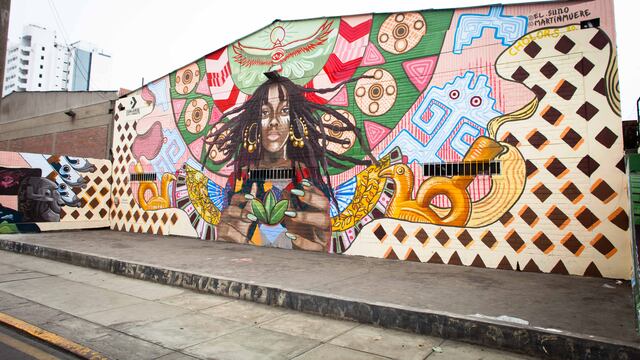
{"left": 202, "top": 72, "right": 378, "bottom": 205}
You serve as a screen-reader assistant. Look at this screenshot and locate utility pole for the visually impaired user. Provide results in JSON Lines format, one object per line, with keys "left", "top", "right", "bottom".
{"left": 0, "top": 0, "right": 10, "bottom": 99}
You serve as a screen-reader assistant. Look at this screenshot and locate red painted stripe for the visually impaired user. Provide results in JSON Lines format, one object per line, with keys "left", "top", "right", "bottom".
{"left": 338, "top": 18, "right": 373, "bottom": 43}
{"left": 214, "top": 85, "right": 240, "bottom": 112}
{"left": 206, "top": 47, "right": 226, "bottom": 61}
{"left": 323, "top": 54, "right": 362, "bottom": 83}
{"left": 303, "top": 80, "right": 329, "bottom": 104}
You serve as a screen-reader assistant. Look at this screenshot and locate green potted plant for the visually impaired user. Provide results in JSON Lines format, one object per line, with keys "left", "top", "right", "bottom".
{"left": 250, "top": 191, "right": 289, "bottom": 225}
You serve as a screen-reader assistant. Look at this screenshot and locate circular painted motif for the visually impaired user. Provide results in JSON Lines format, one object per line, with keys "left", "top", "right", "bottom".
{"left": 175, "top": 63, "right": 200, "bottom": 95}
{"left": 206, "top": 123, "right": 230, "bottom": 162}
{"left": 354, "top": 68, "right": 397, "bottom": 116}
{"left": 378, "top": 12, "right": 426, "bottom": 54}
{"left": 320, "top": 110, "right": 356, "bottom": 154}
{"left": 185, "top": 98, "right": 210, "bottom": 134}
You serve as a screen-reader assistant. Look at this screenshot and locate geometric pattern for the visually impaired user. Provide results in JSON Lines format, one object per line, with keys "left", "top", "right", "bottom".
{"left": 402, "top": 56, "right": 437, "bottom": 92}
{"left": 59, "top": 160, "right": 112, "bottom": 226}
{"left": 110, "top": 90, "right": 196, "bottom": 238}
{"left": 452, "top": 6, "right": 528, "bottom": 54}
{"left": 345, "top": 25, "right": 631, "bottom": 279}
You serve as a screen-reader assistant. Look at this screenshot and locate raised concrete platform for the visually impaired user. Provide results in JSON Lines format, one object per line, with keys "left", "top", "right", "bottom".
{"left": 0, "top": 230, "right": 637, "bottom": 359}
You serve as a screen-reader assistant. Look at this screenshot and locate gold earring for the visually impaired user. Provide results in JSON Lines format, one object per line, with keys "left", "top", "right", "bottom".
{"left": 243, "top": 123, "right": 258, "bottom": 153}
{"left": 289, "top": 118, "right": 306, "bottom": 148}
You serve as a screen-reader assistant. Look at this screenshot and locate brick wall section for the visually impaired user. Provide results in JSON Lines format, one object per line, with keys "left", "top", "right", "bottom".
{"left": 4, "top": 126, "right": 109, "bottom": 159}
{"left": 8, "top": 134, "right": 54, "bottom": 154}
{"left": 53, "top": 126, "right": 109, "bottom": 159}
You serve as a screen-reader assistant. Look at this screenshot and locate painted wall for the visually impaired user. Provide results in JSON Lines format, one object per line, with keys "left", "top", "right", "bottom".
{"left": 0, "top": 151, "right": 111, "bottom": 233}
{"left": 111, "top": 0, "right": 631, "bottom": 279}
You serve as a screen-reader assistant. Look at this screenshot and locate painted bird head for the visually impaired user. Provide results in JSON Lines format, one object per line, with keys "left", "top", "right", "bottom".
{"left": 379, "top": 164, "right": 411, "bottom": 179}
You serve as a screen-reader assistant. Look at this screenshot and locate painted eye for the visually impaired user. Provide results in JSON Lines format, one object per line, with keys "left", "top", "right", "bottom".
{"left": 449, "top": 90, "right": 460, "bottom": 99}
{"left": 60, "top": 184, "right": 66, "bottom": 190}
{"left": 260, "top": 106, "right": 270, "bottom": 118}
{"left": 281, "top": 106, "right": 289, "bottom": 115}
{"left": 63, "top": 165, "right": 71, "bottom": 172}
{"left": 470, "top": 96, "right": 482, "bottom": 107}
{"left": 45, "top": 190, "right": 51, "bottom": 196}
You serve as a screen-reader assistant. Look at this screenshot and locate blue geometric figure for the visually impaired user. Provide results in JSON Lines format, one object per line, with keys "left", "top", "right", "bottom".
{"left": 260, "top": 223, "right": 286, "bottom": 245}
{"left": 151, "top": 128, "right": 187, "bottom": 174}
{"left": 207, "top": 179, "right": 227, "bottom": 211}
{"left": 330, "top": 176, "right": 357, "bottom": 217}
{"left": 451, "top": 122, "right": 482, "bottom": 156}
{"left": 453, "top": 6, "right": 528, "bottom": 54}
{"left": 147, "top": 78, "right": 170, "bottom": 111}
{"left": 381, "top": 71, "right": 502, "bottom": 164}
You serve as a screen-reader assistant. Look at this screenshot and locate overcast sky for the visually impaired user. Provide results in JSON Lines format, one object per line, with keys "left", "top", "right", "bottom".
{"left": 6, "top": 0, "right": 640, "bottom": 119}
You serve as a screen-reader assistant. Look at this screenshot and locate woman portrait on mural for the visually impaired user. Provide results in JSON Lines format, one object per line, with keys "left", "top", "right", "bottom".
{"left": 203, "top": 71, "right": 376, "bottom": 251}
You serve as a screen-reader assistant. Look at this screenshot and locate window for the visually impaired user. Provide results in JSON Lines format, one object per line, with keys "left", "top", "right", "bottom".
{"left": 423, "top": 160, "right": 502, "bottom": 177}
{"left": 39, "top": 65, "right": 43, "bottom": 69}
{"left": 130, "top": 173, "right": 157, "bottom": 182}
{"left": 248, "top": 168, "right": 294, "bottom": 181}
{"left": 41, "top": 46, "right": 45, "bottom": 51}
{"left": 38, "top": 83, "right": 41, "bottom": 87}
{"left": 38, "top": 74, "right": 42, "bottom": 78}
{"left": 40, "top": 56, "right": 44, "bottom": 60}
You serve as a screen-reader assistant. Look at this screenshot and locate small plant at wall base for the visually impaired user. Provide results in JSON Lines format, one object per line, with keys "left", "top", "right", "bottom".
{"left": 251, "top": 191, "right": 289, "bottom": 225}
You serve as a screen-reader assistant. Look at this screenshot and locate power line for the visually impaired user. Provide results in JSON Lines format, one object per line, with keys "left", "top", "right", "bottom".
{"left": 47, "top": 0, "right": 113, "bottom": 102}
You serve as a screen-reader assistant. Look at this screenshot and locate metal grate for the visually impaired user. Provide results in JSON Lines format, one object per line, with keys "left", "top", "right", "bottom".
{"left": 423, "top": 161, "right": 501, "bottom": 177}
{"left": 130, "top": 173, "right": 157, "bottom": 182}
{"left": 248, "top": 168, "right": 294, "bottom": 181}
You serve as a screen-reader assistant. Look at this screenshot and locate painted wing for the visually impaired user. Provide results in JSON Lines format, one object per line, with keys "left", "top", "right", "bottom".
{"left": 329, "top": 176, "right": 357, "bottom": 217}
{"left": 281, "top": 19, "right": 335, "bottom": 62}
{"left": 232, "top": 42, "right": 274, "bottom": 67}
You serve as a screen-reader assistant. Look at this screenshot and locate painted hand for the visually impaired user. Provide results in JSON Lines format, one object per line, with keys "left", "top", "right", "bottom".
{"left": 217, "top": 183, "right": 257, "bottom": 243}
{"left": 282, "top": 180, "right": 331, "bottom": 251}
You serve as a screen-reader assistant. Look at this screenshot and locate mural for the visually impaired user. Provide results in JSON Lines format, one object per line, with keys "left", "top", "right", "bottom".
{"left": 0, "top": 151, "right": 112, "bottom": 233}
{"left": 111, "top": 0, "right": 631, "bottom": 279}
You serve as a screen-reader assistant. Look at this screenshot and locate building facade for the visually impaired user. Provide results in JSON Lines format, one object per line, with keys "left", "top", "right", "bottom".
{"left": 68, "top": 41, "right": 112, "bottom": 92}
{"left": 3, "top": 25, "right": 112, "bottom": 96}
{"left": 0, "top": 91, "right": 117, "bottom": 159}
{"left": 112, "top": 0, "right": 631, "bottom": 279}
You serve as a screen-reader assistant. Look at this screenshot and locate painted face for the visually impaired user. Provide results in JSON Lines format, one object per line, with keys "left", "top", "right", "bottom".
{"left": 56, "top": 181, "right": 82, "bottom": 207}
{"left": 1, "top": 175, "right": 16, "bottom": 188}
{"left": 260, "top": 84, "right": 290, "bottom": 153}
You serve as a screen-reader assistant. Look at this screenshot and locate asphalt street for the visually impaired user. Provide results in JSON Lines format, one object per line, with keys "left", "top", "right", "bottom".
{"left": 0, "top": 324, "right": 78, "bottom": 360}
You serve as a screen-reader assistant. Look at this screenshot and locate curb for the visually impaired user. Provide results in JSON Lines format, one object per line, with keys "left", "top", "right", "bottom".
{"left": 0, "top": 311, "right": 107, "bottom": 360}
{"left": 0, "top": 238, "right": 638, "bottom": 360}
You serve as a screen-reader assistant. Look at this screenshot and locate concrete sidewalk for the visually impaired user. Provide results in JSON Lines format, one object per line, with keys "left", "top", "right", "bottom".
{"left": 0, "top": 230, "right": 637, "bottom": 359}
{"left": 0, "top": 251, "right": 535, "bottom": 360}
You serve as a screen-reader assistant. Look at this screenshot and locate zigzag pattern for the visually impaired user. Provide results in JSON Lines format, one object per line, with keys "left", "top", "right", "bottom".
{"left": 340, "top": 17, "right": 373, "bottom": 42}
{"left": 305, "top": 15, "right": 372, "bottom": 104}
{"left": 205, "top": 48, "right": 247, "bottom": 113}
{"left": 323, "top": 55, "right": 363, "bottom": 83}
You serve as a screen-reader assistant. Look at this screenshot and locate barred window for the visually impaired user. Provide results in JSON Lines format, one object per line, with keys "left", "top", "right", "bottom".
{"left": 130, "top": 173, "right": 157, "bottom": 182}
{"left": 248, "top": 168, "right": 294, "bottom": 181}
{"left": 423, "top": 161, "right": 501, "bottom": 177}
